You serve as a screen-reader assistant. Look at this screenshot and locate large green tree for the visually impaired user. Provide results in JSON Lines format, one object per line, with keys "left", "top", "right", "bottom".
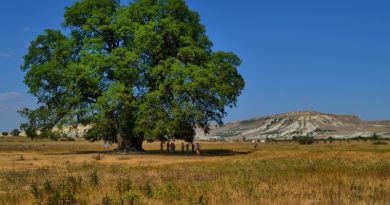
{"left": 20, "top": 0, "right": 244, "bottom": 151}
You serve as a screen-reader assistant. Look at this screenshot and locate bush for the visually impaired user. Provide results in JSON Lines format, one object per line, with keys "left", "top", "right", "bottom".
{"left": 102, "top": 195, "right": 113, "bottom": 205}
{"left": 59, "top": 134, "right": 75, "bottom": 141}
{"left": 328, "top": 137, "right": 335, "bottom": 144}
{"left": 89, "top": 170, "right": 99, "bottom": 187}
{"left": 165, "top": 182, "right": 181, "bottom": 199}
{"left": 2, "top": 132, "right": 8, "bottom": 136}
{"left": 117, "top": 178, "right": 133, "bottom": 194}
{"left": 24, "top": 126, "right": 38, "bottom": 139}
{"left": 40, "top": 130, "right": 61, "bottom": 141}
{"left": 32, "top": 178, "right": 80, "bottom": 205}
{"left": 198, "top": 194, "right": 207, "bottom": 205}
{"left": 373, "top": 141, "right": 387, "bottom": 145}
{"left": 30, "top": 181, "right": 41, "bottom": 200}
{"left": 10, "top": 129, "right": 21, "bottom": 136}
{"left": 370, "top": 133, "right": 380, "bottom": 141}
{"left": 294, "top": 136, "right": 314, "bottom": 145}
{"left": 65, "top": 176, "right": 83, "bottom": 192}
{"left": 120, "top": 190, "right": 143, "bottom": 205}
{"left": 51, "top": 182, "right": 77, "bottom": 205}
{"left": 141, "top": 181, "right": 153, "bottom": 199}
{"left": 43, "top": 180, "right": 54, "bottom": 193}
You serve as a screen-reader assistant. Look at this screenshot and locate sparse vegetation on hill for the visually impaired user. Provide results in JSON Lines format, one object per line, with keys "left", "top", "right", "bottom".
{"left": 201, "top": 111, "right": 390, "bottom": 141}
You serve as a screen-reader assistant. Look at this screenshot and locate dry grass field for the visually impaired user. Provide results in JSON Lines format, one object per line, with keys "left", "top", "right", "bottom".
{"left": 0, "top": 137, "right": 389, "bottom": 205}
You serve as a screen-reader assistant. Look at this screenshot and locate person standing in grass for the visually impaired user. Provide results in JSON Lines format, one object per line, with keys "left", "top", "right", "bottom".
{"left": 103, "top": 140, "right": 109, "bottom": 151}
{"left": 166, "top": 141, "right": 170, "bottom": 153}
{"left": 185, "top": 143, "right": 189, "bottom": 154}
{"left": 191, "top": 143, "right": 195, "bottom": 153}
{"left": 171, "top": 141, "right": 175, "bottom": 152}
{"left": 181, "top": 142, "right": 184, "bottom": 154}
{"left": 196, "top": 143, "right": 201, "bottom": 157}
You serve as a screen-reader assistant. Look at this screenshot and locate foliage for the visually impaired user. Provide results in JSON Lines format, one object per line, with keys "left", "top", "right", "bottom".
{"left": 328, "top": 137, "right": 335, "bottom": 143}
{"left": 372, "top": 141, "right": 387, "bottom": 145}
{"left": 141, "top": 181, "right": 153, "bottom": 199}
{"left": 198, "top": 194, "right": 207, "bottom": 205}
{"left": 102, "top": 195, "right": 113, "bottom": 205}
{"left": 19, "top": 0, "right": 245, "bottom": 150}
{"left": 89, "top": 170, "right": 99, "bottom": 186}
{"left": 30, "top": 181, "right": 41, "bottom": 200}
{"left": 46, "top": 183, "right": 77, "bottom": 205}
{"left": 10, "top": 129, "right": 21, "bottom": 136}
{"left": 1, "top": 132, "right": 8, "bottom": 136}
{"left": 117, "top": 177, "right": 133, "bottom": 194}
{"left": 293, "top": 136, "right": 314, "bottom": 144}
{"left": 370, "top": 133, "right": 381, "bottom": 141}
{"left": 120, "top": 190, "right": 143, "bottom": 205}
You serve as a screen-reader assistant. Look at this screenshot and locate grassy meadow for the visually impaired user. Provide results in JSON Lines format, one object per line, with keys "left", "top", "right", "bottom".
{"left": 0, "top": 137, "right": 389, "bottom": 205}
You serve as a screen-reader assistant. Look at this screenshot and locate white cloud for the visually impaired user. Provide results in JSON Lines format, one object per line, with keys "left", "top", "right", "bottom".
{"left": 0, "top": 92, "right": 20, "bottom": 101}
{"left": 0, "top": 52, "right": 12, "bottom": 58}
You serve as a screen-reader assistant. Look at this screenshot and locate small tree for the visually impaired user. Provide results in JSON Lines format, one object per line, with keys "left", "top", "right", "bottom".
{"left": 2, "top": 132, "right": 8, "bottom": 136}
{"left": 296, "top": 136, "right": 314, "bottom": 145}
{"left": 11, "top": 129, "right": 21, "bottom": 136}
{"left": 371, "top": 133, "right": 380, "bottom": 141}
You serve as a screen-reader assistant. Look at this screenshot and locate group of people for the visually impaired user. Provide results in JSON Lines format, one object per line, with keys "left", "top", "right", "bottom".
{"left": 161, "top": 141, "right": 201, "bottom": 156}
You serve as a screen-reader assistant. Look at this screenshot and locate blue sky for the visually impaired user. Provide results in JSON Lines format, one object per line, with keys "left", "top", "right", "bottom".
{"left": 0, "top": 0, "right": 389, "bottom": 131}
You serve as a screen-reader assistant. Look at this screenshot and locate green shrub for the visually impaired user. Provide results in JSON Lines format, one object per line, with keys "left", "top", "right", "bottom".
{"left": 60, "top": 133, "right": 75, "bottom": 141}
{"left": 10, "top": 129, "right": 21, "bottom": 136}
{"left": 370, "top": 133, "right": 380, "bottom": 141}
{"left": 89, "top": 170, "right": 99, "bottom": 187}
{"left": 56, "top": 182, "right": 77, "bottom": 205}
{"left": 65, "top": 176, "right": 83, "bottom": 192}
{"left": 373, "top": 141, "right": 387, "bottom": 145}
{"left": 120, "top": 190, "right": 143, "bottom": 205}
{"left": 40, "top": 130, "right": 61, "bottom": 141}
{"left": 117, "top": 177, "right": 133, "bottom": 194}
{"left": 165, "top": 182, "right": 181, "bottom": 199}
{"left": 102, "top": 194, "right": 113, "bottom": 205}
{"left": 198, "top": 194, "right": 207, "bottom": 205}
{"left": 24, "top": 126, "right": 38, "bottom": 139}
{"left": 30, "top": 181, "right": 41, "bottom": 200}
{"left": 141, "top": 181, "right": 153, "bottom": 199}
{"left": 294, "top": 136, "right": 314, "bottom": 145}
{"left": 43, "top": 180, "right": 54, "bottom": 193}
{"left": 2, "top": 132, "right": 8, "bottom": 136}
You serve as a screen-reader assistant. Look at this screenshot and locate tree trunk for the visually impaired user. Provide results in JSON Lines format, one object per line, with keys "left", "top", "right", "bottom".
{"left": 117, "top": 134, "right": 144, "bottom": 152}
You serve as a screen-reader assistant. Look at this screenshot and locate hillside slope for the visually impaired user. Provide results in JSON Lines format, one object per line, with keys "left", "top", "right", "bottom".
{"left": 196, "top": 111, "right": 390, "bottom": 140}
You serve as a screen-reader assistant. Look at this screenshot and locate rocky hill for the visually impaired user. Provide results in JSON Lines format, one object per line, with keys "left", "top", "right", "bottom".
{"left": 196, "top": 111, "right": 390, "bottom": 140}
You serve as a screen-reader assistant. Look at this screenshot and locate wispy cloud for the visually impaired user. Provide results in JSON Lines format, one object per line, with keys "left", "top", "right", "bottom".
{"left": 0, "top": 92, "right": 20, "bottom": 101}
{"left": 0, "top": 52, "right": 12, "bottom": 58}
{"left": 22, "top": 26, "right": 30, "bottom": 32}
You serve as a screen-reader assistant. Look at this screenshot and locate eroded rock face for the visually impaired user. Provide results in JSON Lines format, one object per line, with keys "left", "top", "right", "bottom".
{"left": 196, "top": 111, "right": 390, "bottom": 140}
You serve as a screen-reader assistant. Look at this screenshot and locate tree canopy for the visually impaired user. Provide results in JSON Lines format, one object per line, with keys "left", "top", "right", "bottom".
{"left": 20, "top": 0, "right": 245, "bottom": 150}
{"left": 10, "top": 129, "right": 21, "bottom": 136}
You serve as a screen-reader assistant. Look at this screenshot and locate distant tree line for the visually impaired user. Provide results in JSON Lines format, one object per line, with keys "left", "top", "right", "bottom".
{"left": 1, "top": 129, "right": 21, "bottom": 136}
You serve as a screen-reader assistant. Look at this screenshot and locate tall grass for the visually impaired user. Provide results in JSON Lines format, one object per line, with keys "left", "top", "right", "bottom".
{"left": 0, "top": 137, "right": 389, "bottom": 205}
